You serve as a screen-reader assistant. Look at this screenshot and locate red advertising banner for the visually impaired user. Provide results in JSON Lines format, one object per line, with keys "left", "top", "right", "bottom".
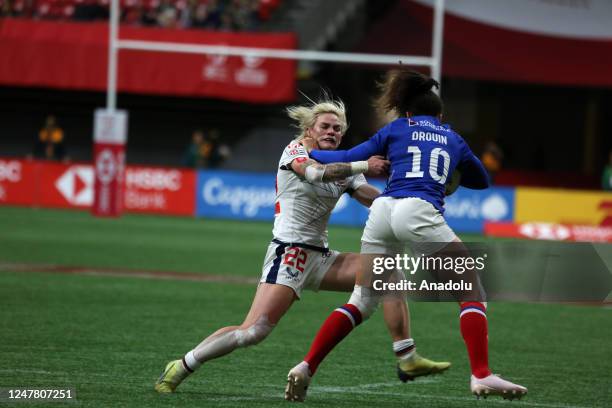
{"left": 0, "top": 20, "right": 296, "bottom": 103}
{"left": 39, "top": 162, "right": 94, "bottom": 209}
{"left": 0, "top": 159, "right": 195, "bottom": 216}
{"left": 484, "top": 221, "right": 612, "bottom": 243}
{"left": 0, "top": 159, "right": 37, "bottom": 206}
{"left": 124, "top": 166, "right": 195, "bottom": 215}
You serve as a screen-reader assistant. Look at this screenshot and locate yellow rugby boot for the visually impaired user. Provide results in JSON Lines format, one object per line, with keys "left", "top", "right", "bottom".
{"left": 397, "top": 352, "right": 451, "bottom": 382}
{"left": 154, "top": 360, "right": 190, "bottom": 393}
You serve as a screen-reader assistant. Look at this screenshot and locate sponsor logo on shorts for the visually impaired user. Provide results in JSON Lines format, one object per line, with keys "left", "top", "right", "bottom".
{"left": 284, "top": 267, "right": 299, "bottom": 280}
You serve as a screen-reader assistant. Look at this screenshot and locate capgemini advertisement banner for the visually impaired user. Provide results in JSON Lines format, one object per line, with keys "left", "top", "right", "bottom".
{"left": 195, "top": 170, "right": 375, "bottom": 225}
{"left": 195, "top": 170, "right": 515, "bottom": 233}
{"left": 196, "top": 170, "right": 277, "bottom": 221}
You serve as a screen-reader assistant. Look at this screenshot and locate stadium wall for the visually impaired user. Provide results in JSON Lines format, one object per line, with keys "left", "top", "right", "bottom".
{"left": 0, "top": 158, "right": 196, "bottom": 215}
{"left": 4, "top": 158, "right": 610, "bottom": 234}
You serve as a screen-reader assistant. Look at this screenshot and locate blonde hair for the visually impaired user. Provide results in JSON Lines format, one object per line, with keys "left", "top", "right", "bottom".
{"left": 286, "top": 98, "right": 348, "bottom": 141}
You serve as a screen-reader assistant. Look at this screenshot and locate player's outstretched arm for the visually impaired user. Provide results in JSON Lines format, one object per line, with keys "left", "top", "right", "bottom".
{"left": 309, "top": 137, "right": 383, "bottom": 164}
{"left": 290, "top": 158, "right": 368, "bottom": 183}
{"left": 291, "top": 156, "right": 389, "bottom": 183}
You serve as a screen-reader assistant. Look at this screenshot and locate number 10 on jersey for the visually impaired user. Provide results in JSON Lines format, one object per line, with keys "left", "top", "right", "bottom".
{"left": 405, "top": 146, "right": 450, "bottom": 184}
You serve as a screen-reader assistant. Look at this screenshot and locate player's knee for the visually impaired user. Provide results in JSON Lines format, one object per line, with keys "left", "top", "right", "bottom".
{"left": 235, "top": 315, "right": 274, "bottom": 347}
{"left": 348, "top": 285, "right": 380, "bottom": 321}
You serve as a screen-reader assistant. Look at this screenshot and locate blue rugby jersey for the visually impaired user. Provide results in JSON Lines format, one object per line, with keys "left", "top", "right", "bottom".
{"left": 309, "top": 115, "right": 489, "bottom": 213}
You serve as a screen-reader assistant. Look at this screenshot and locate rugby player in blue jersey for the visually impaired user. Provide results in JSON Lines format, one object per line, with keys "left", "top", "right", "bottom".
{"left": 285, "top": 70, "right": 527, "bottom": 401}
{"left": 154, "top": 94, "right": 450, "bottom": 396}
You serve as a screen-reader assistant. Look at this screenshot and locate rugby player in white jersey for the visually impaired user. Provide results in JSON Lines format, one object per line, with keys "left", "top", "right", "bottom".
{"left": 155, "top": 99, "right": 449, "bottom": 395}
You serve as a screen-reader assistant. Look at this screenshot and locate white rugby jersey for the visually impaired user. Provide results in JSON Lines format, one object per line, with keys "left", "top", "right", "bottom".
{"left": 272, "top": 141, "right": 368, "bottom": 247}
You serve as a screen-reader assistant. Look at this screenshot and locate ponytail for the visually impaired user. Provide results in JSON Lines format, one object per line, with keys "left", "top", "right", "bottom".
{"left": 374, "top": 70, "right": 442, "bottom": 118}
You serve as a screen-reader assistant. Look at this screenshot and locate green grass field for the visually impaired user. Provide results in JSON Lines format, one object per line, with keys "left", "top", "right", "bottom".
{"left": 1, "top": 206, "right": 611, "bottom": 407}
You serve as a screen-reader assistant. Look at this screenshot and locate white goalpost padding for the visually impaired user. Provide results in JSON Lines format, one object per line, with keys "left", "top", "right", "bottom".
{"left": 105, "top": 0, "right": 446, "bottom": 111}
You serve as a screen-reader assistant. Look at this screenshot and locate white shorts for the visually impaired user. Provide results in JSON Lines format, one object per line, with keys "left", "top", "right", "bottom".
{"left": 259, "top": 240, "right": 340, "bottom": 298}
{"left": 361, "top": 196, "right": 457, "bottom": 256}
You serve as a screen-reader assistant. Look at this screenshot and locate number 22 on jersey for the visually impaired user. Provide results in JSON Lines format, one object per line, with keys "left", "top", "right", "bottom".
{"left": 283, "top": 247, "right": 307, "bottom": 273}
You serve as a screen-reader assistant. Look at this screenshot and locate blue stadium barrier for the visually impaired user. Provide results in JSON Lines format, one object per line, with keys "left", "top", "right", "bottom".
{"left": 445, "top": 186, "right": 515, "bottom": 233}
{"left": 196, "top": 170, "right": 276, "bottom": 221}
{"left": 195, "top": 170, "right": 515, "bottom": 233}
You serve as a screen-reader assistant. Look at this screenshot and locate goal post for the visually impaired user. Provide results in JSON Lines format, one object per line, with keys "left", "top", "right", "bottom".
{"left": 96, "top": 0, "right": 445, "bottom": 217}
{"left": 104, "top": 0, "right": 446, "bottom": 113}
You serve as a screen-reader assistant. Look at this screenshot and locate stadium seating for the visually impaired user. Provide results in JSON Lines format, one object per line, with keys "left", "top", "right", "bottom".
{"left": 0, "top": 0, "right": 282, "bottom": 30}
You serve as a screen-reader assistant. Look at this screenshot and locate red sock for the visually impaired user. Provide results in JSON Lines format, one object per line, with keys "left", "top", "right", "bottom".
{"left": 459, "top": 302, "right": 491, "bottom": 378}
{"left": 303, "top": 304, "right": 362, "bottom": 374}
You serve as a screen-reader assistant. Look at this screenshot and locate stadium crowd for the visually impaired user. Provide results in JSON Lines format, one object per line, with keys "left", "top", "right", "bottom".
{"left": 0, "top": 0, "right": 281, "bottom": 31}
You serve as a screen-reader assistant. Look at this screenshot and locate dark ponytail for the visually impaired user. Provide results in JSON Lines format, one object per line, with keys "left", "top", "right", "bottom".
{"left": 374, "top": 69, "right": 443, "bottom": 118}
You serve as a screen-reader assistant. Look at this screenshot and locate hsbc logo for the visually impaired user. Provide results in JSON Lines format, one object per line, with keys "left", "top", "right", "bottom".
{"left": 126, "top": 169, "right": 181, "bottom": 191}
{"left": 55, "top": 166, "right": 94, "bottom": 206}
{"left": 0, "top": 160, "right": 21, "bottom": 183}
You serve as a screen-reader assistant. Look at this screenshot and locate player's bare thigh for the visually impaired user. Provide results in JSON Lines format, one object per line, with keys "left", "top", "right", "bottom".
{"left": 240, "top": 283, "right": 297, "bottom": 328}
{"left": 202, "top": 283, "right": 295, "bottom": 341}
{"left": 318, "top": 253, "right": 360, "bottom": 292}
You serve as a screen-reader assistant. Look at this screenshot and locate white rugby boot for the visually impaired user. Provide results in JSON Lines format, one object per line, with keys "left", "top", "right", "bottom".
{"left": 470, "top": 374, "right": 527, "bottom": 400}
{"left": 285, "top": 362, "right": 311, "bottom": 402}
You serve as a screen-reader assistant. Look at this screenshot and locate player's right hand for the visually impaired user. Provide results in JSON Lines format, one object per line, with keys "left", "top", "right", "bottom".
{"left": 365, "top": 155, "right": 390, "bottom": 177}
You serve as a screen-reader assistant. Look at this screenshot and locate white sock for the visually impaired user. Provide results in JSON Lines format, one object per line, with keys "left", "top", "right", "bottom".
{"left": 393, "top": 338, "right": 416, "bottom": 360}
{"left": 182, "top": 350, "right": 202, "bottom": 372}
{"left": 297, "top": 361, "right": 311, "bottom": 376}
